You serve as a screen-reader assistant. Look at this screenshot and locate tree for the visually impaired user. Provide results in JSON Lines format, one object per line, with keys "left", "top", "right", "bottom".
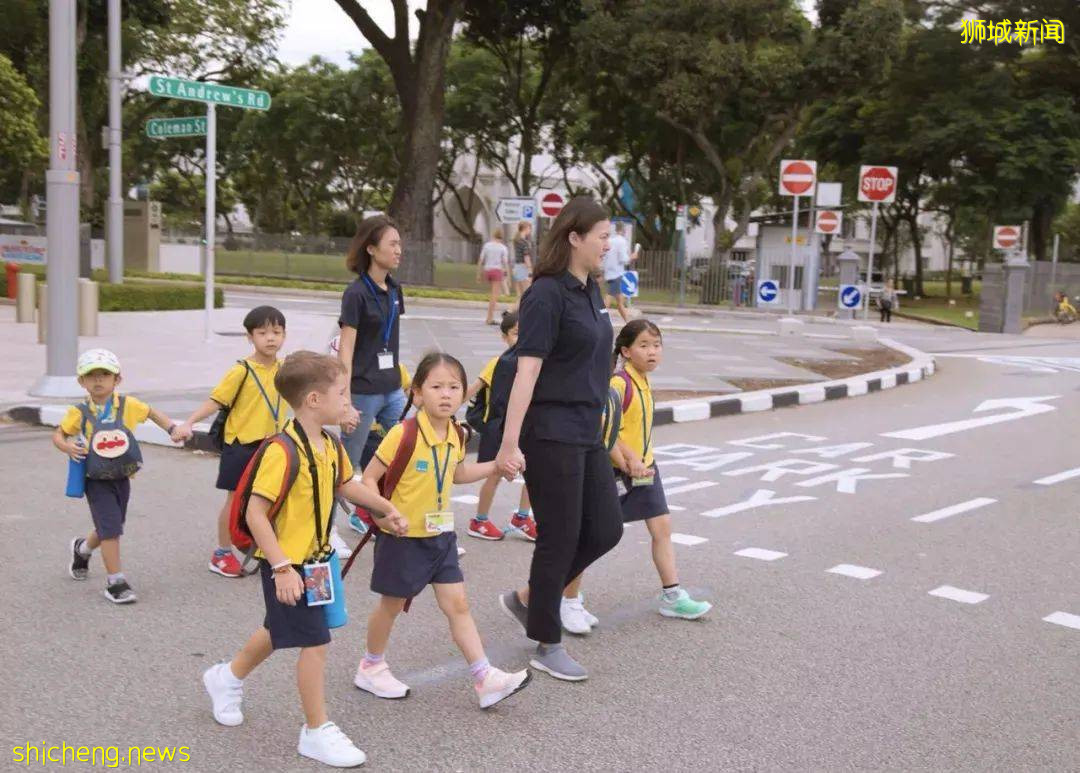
{"left": 0, "top": 53, "right": 47, "bottom": 208}
{"left": 334, "top": 0, "right": 463, "bottom": 250}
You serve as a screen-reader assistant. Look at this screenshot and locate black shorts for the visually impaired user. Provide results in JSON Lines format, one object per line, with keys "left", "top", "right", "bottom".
{"left": 259, "top": 561, "right": 331, "bottom": 650}
{"left": 477, "top": 427, "right": 501, "bottom": 464}
{"left": 216, "top": 440, "right": 262, "bottom": 491}
{"left": 617, "top": 464, "right": 669, "bottom": 522}
{"left": 85, "top": 478, "right": 130, "bottom": 539}
{"left": 371, "top": 531, "right": 463, "bottom": 598}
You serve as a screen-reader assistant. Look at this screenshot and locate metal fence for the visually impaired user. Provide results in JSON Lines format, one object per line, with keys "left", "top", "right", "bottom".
{"left": 633, "top": 250, "right": 752, "bottom": 307}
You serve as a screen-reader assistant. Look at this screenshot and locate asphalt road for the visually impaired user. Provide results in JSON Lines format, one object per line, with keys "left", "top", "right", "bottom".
{"left": 3, "top": 332, "right": 1079, "bottom": 771}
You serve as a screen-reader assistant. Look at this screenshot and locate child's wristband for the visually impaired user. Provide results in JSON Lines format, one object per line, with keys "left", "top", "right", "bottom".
{"left": 271, "top": 559, "right": 291, "bottom": 572}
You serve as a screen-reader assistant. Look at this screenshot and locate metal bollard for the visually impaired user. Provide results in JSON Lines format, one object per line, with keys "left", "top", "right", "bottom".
{"left": 16, "top": 272, "right": 37, "bottom": 323}
{"left": 78, "top": 278, "right": 98, "bottom": 336}
{"left": 37, "top": 282, "right": 47, "bottom": 344}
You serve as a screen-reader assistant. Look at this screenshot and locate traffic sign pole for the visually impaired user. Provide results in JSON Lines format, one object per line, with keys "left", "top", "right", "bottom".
{"left": 864, "top": 201, "right": 879, "bottom": 319}
{"left": 788, "top": 195, "right": 799, "bottom": 314}
{"left": 204, "top": 102, "right": 216, "bottom": 342}
{"left": 106, "top": 0, "right": 123, "bottom": 285}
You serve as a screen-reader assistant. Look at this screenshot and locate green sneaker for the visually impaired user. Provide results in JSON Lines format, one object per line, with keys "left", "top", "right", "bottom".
{"left": 658, "top": 589, "right": 712, "bottom": 620}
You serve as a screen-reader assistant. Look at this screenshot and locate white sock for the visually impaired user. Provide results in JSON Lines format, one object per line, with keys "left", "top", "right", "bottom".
{"left": 661, "top": 585, "right": 682, "bottom": 602}
{"left": 107, "top": 572, "right": 125, "bottom": 585}
{"left": 77, "top": 540, "right": 93, "bottom": 557}
{"left": 222, "top": 663, "right": 243, "bottom": 686}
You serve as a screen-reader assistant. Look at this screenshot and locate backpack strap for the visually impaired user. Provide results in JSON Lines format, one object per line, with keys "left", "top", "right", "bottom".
{"left": 380, "top": 417, "right": 418, "bottom": 500}
{"left": 264, "top": 432, "right": 302, "bottom": 522}
{"left": 232, "top": 360, "right": 251, "bottom": 408}
{"left": 601, "top": 385, "right": 623, "bottom": 453}
{"left": 616, "top": 371, "right": 634, "bottom": 413}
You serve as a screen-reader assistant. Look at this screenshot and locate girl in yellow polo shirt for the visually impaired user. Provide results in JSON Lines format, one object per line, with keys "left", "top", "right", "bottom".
{"left": 564, "top": 320, "right": 711, "bottom": 630}
{"left": 355, "top": 352, "right": 531, "bottom": 709}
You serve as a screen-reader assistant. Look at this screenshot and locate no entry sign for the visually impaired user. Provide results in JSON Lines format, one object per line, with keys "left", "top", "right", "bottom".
{"left": 540, "top": 192, "right": 565, "bottom": 217}
{"left": 993, "top": 225, "right": 1021, "bottom": 250}
{"left": 815, "top": 210, "right": 842, "bottom": 235}
{"left": 858, "top": 165, "right": 898, "bottom": 203}
{"left": 779, "top": 159, "right": 817, "bottom": 196}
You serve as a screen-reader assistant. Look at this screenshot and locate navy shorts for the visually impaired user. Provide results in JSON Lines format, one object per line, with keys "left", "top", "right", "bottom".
{"left": 605, "top": 278, "right": 623, "bottom": 297}
{"left": 216, "top": 440, "right": 262, "bottom": 491}
{"left": 477, "top": 427, "right": 501, "bottom": 464}
{"left": 259, "top": 561, "right": 331, "bottom": 650}
{"left": 618, "top": 464, "right": 669, "bottom": 522}
{"left": 85, "top": 478, "right": 130, "bottom": 539}
{"left": 371, "top": 531, "right": 463, "bottom": 599}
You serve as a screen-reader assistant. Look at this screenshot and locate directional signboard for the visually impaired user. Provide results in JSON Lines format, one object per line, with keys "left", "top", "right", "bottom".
{"left": 757, "top": 279, "right": 781, "bottom": 305}
{"left": 620, "top": 270, "right": 639, "bottom": 298}
{"left": 145, "top": 116, "right": 207, "bottom": 139}
{"left": 495, "top": 197, "right": 535, "bottom": 224}
{"left": 148, "top": 76, "right": 271, "bottom": 111}
{"left": 838, "top": 284, "right": 862, "bottom": 310}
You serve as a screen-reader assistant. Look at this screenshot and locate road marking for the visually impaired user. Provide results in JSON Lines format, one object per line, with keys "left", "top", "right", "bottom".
{"left": 663, "top": 481, "right": 718, "bottom": 496}
{"left": 911, "top": 497, "right": 996, "bottom": 523}
{"left": 1043, "top": 611, "right": 1080, "bottom": 630}
{"left": 826, "top": 564, "right": 882, "bottom": 580}
{"left": 452, "top": 495, "right": 479, "bottom": 505}
{"left": 1034, "top": 468, "right": 1080, "bottom": 486}
{"left": 927, "top": 585, "right": 988, "bottom": 605}
{"left": 665, "top": 476, "right": 688, "bottom": 484}
{"left": 670, "top": 533, "right": 708, "bottom": 546}
{"left": 882, "top": 395, "right": 1058, "bottom": 441}
{"left": 734, "top": 547, "right": 787, "bottom": 561}
{"left": 668, "top": 504, "right": 686, "bottom": 511}
{"left": 703, "top": 489, "right": 816, "bottom": 517}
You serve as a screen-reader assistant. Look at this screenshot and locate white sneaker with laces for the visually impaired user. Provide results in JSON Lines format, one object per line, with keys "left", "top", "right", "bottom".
{"left": 578, "top": 593, "right": 600, "bottom": 627}
{"left": 475, "top": 667, "right": 532, "bottom": 709}
{"left": 330, "top": 526, "right": 352, "bottom": 559}
{"left": 560, "top": 595, "right": 591, "bottom": 635}
{"left": 202, "top": 662, "right": 243, "bottom": 727}
{"left": 297, "top": 722, "right": 367, "bottom": 768}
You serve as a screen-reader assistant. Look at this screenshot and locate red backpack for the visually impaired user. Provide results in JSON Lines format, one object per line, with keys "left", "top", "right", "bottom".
{"left": 228, "top": 426, "right": 347, "bottom": 565}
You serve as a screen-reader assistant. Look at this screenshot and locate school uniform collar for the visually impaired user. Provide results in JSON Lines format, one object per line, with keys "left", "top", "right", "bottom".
{"left": 364, "top": 272, "right": 398, "bottom": 292}
{"left": 416, "top": 410, "right": 461, "bottom": 450}
{"left": 284, "top": 420, "right": 330, "bottom": 457}
{"left": 557, "top": 270, "right": 592, "bottom": 291}
{"left": 87, "top": 393, "right": 121, "bottom": 412}
{"left": 624, "top": 361, "right": 651, "bottom": 391}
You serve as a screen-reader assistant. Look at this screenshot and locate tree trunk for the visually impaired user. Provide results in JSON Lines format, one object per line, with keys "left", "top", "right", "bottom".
{"left": 907, "top": 212, "right": 925, "bottom": 296}
{"left": 1030, "top": 199, "right": 1053, "bottom": 263}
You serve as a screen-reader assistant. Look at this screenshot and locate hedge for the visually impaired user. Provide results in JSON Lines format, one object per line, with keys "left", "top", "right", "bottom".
{"left": 1, "top": 266, "right": 222, "bottom": 311}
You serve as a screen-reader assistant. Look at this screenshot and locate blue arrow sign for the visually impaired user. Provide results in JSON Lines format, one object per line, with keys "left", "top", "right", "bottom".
{"left": 757, "top": 279, "right": 780, "bottom": 304}
{"left": 620, "top": 270, "right": 639, "bottom": 298}
{"left": 839, "top": 284, "right": 862, "bottom": 309}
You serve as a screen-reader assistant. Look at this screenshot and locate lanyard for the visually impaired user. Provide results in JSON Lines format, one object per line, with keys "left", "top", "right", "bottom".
{"left": 291, "top": 420, "right": 336, "bottom": 562}
{"left": 246, "top": 363, "right": 282, "bottom": 424}
{"left": 97, "top": 398, "right": 115, "bottom": 423}
{"left": 430, "top": 445, "right": 453, "bottom": 511}
{"left": 634, "top": 381, "right": 653, "bottom": 458}
{"left": 361, "top": 273, "right": 397, "bottom": 351}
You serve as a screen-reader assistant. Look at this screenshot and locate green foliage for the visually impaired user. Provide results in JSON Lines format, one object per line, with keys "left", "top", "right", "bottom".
{"left": 98, "top": 284, "right": 224, "bottom": 311}
{"left": 0, "top": 53, "right": 46, "bottom": 204}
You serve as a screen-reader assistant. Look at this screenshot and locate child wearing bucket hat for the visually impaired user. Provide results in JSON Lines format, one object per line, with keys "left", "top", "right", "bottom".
{"left": 53, "top": 348, "right": 180, "bottom": 604}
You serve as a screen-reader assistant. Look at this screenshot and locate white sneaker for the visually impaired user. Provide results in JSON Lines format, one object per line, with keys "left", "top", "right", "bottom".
{"left": 457, "top": 546, "right": 466, "bottom": 556}
{"left": 297, "top": 722, "right": 367, "bottom": 767}
{"left": 330, "top": 526, "right": 352, "bottom": 560}
{"left": 354, "top": 660, "right": 410, "bottom": 699}
{"left": 475, "top": 667, "right": 532, "bottom": 709}
{"left": 202, "top": 662, "right": 243, "bottom": 727}
{"left": 560, "top": 596, "right": 591, "bottom": 635}
{"left": 578, "top": 593, "right": 600, "bottom": 627}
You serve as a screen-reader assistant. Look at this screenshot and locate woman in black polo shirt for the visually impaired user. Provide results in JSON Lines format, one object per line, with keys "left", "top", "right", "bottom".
{"left": 496, "top": 197, "right": 623, "bottom": 682}
{"left": 337, "top": 215, "right": 407, "bottom": 476}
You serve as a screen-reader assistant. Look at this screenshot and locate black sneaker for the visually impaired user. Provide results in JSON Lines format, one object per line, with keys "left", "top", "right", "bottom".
{"left": 69, "top": 538, "right": 89, "bottom": 581}
{"left": 104, "top": 579, "right": 137, "bottom": 604}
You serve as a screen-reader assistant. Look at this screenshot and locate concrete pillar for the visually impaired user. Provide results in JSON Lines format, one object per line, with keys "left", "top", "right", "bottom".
{"left": 1001, "top": 256, "right": 1028, "bottom": 335}
{"left": 16, "top": 272, "right": 36, "bottom": 322}
{"left": 37, "top": 282, "right": 48, "bottom": 344}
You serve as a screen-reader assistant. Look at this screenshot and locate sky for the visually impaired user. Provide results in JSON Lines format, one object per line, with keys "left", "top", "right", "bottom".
{"left": 277, "top": 1, "right": 819, "bottom": 67}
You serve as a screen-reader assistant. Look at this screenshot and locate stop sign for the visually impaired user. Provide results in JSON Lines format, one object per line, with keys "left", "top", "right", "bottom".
{"left": 540, "top": 192, "right": 564, "bottom": 217}
{"left": 858, "top": 165, "right": 898, "bottom": 203}
{"left": 779, "top": 159, "right": 817, "bottom": 196}
{"left": 815, "top": 210, "right": 841, "bottom": 235}
{"left": 993, "top": 225, "right": 1020, "bottom": 249}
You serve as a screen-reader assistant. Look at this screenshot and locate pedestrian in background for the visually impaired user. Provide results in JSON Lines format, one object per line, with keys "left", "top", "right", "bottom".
{"left": 510, "top": 221, "right": 534, "bottom": 308}
{"left": 477, "top": 230, "right": 509, "bottom": 325}
{"left": 880, "top": 280, "right": 898, "bottom": 323}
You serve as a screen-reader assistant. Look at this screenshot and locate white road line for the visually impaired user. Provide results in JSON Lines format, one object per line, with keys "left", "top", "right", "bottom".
{"left": 1043, "top": 611, "right": 1080, "bottom": 630}
{"left": 670, "top": 533, "right": 708, "bottom": 546}
{"left": 911, "top": 497, "right": 996, "bottom": 523}
{"left": 734, "top": 548, "right": 787, "bottom": 561}
{"left": 451, "top": 495, "right": 479, "bottom": 505}
{"left": 826, "top": 564, "right": 882, "bottom": 580}
{"left": 668, "top": 504, "right": 686, "bottom": 512}
{"left": 927, "top": 585, "right": 988, "bottom": 605}
{"left": 1034, "top": 468, "right": 1080, "bottom": 486}
{"left": 663, "top": 481, "right": 719, "bottom": 496}
{"left": 664, "top": 477, "right": 689, "bottom": 484}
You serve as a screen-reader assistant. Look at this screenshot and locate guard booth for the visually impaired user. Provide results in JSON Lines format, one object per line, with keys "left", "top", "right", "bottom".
{"left": 122, "top": 200, "right": 162, "bottom": 272}
{"left": 754, "top": 221, "right": 815, "bottom": 311}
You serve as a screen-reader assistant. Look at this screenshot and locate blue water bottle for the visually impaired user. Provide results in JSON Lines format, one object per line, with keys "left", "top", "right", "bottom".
{"left": 65, "top": 435, "right": 86, "bottom": 498}
{"left": 323, "top": 551, "right": 348, "bottom": 629}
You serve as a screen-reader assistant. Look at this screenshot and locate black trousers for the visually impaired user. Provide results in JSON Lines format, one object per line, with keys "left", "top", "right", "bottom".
{"left": 521, "top": 433, "right": 623, "bottom": 643}
{"left": 880, "top": 303, "right": 892, "bottom": 322}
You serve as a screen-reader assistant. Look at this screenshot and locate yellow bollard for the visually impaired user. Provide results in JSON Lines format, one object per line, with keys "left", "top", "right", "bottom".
{"left": 78, "top": 278, "right": 98, "bottom": 336}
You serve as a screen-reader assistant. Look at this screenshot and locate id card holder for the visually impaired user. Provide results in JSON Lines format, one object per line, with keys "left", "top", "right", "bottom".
{"left": 377, "top": 351, "right": 394, "bottom": 370}
{"left": 425, "top": 511, "right": 455, "bottom": 534}
{"left": 301, "top": 562, "right": 334, "bottom": 606}
{"left": 631, "top": 475, "right": 655, "bottom": 488}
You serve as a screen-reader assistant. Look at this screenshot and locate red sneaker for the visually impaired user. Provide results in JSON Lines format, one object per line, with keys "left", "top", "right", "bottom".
{"left": 508, "top": 513, "right": 537, "bottom": 542}
{"left": 467, "top": 518, "right": 505, "bottom": 540}
{"left": 209, "top": 551, "right": 244, "bottom": 578}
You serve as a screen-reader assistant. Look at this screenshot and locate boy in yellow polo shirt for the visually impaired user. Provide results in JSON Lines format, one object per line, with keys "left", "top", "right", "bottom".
{"left": 56, "top": 348, "right": 180, "bottom": 604}
{"left": 173, "top": 306, "right": 288, "bottom": 578}
{"left": 353, "top": 352, "right": 531, "bottom": 709}
{"left": 202, "top": 351, "right": 406, "bottom": 769}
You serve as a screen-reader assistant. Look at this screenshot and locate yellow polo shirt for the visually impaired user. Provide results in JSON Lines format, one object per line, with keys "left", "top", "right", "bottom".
{"left": 374, "top": 411, "right": 466, "bottom": 538}
{"left": 60, "top": 394, "right": 151, "bottom": 437}
{"left": 611, "top": 362, "right": 655, "bottom": 467}
{"left": 477, "top": 356, "right": 499, "bottom": 422}
{"left": 209, "top": 359, "right": 286, "bottom": 445}
{"left": 251, "top": 422, "right": 353, "bottom": 564}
